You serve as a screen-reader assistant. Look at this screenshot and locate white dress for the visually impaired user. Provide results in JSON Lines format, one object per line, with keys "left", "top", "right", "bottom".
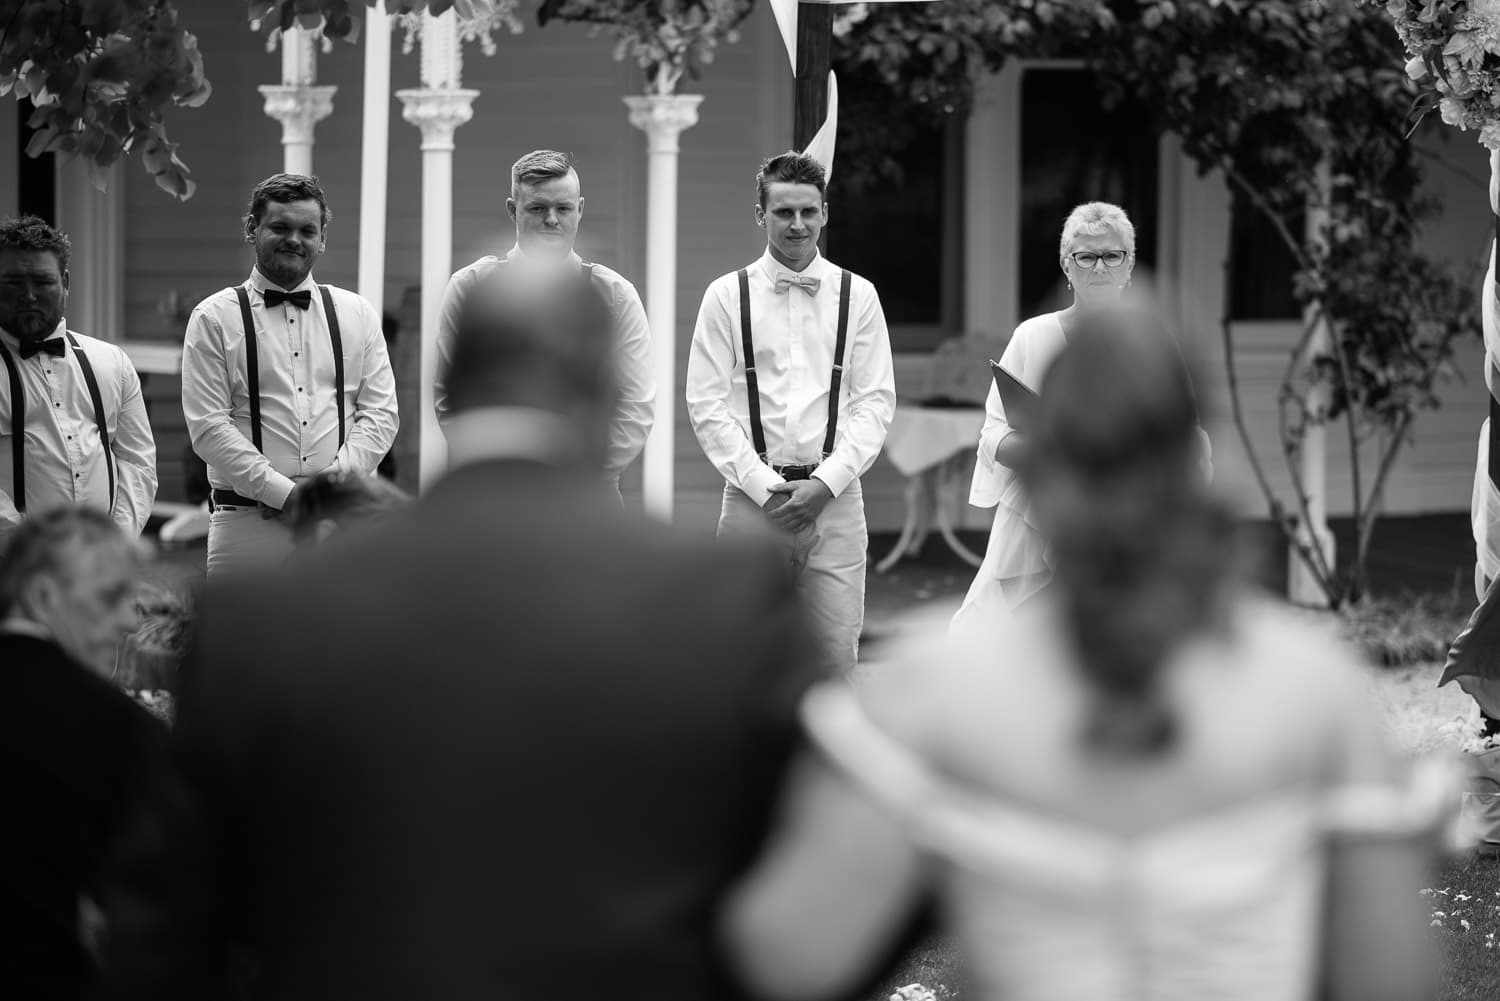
{"left": 951, "top": 312, "right": 1068, "bottom": 632}
{"left": 802, "top": 677, "right": 1457, "bottom": 1001}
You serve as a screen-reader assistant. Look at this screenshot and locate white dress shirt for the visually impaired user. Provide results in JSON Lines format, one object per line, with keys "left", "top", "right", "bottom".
{"left": 181, "top": 269, "right": 399, "bottom": 509}
{"left": 686, "top": 250, "right": 896, "bottom": 506}
{"left": 968, "top": 311, "right": 1067, "bottom": 581}
{"left": 0, "top": 321, "right": 158, "bottom": 536}
{"left": 433, "top": 247, "right": 656, "bottom": 480}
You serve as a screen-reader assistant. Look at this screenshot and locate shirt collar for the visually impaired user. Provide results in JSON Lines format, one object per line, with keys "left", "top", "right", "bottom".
{"left": 757, "top": 249, "right": 830, "bottom": 283}
{"left": 444, "top": 405, "right": 584, "bottom": 471}
{"left": 506, "top": 244, "right": 583, "bottom": 267}
{"left": 248, "top": 267, "right": 316, "bottom": 295}
{"left": 0, "top": 319, "right": 68, "bottom": 354}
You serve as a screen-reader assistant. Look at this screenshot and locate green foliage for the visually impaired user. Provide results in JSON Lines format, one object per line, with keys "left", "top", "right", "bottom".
{"left": 0, "top": 0, "right": 212, "bottom": 200}
{"left": 840, "top": 0, "right": 1480, "bottom": 606}
{"left": 247, "top": 0, "right": 481, "bottom": 44}
{"left": 537, "top": 0, "right": 755, "bottom": 95}
{"left": 1093, "top": 0, "right": 1482, "bottom": 605}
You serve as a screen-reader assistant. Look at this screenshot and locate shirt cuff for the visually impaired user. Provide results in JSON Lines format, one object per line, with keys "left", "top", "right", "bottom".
{"left": 262, "top": 474, "right": 298, "bottom": 511}
{"left": 741, "top": 464, "right": 785, "bottom": 508}
{"left": 811, "top": 462, "right": 853, "bottom": 499}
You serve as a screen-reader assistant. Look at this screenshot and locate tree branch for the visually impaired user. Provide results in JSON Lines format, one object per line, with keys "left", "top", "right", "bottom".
{"left": 1356, "top": 410, "right": 1413, "bottom": 575}
{"left": 1219, "top": 246, "right": 1338, "bottom": 606}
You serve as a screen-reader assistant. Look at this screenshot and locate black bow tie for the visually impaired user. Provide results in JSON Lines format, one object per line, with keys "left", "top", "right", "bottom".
{"left": 19, "top": 337, "right": 66, "bottom": 359}
{"left": 264, "top": 288, "right": 312, "bottom": 310}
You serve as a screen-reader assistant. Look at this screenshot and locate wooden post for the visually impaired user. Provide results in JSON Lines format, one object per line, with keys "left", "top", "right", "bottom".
{"left": 793, "top": 2, "right": 832, "bottom": 152}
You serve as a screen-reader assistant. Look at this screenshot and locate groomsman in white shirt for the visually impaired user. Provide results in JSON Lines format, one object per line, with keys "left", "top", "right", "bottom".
{"left": 0, "top": 216, "right": 157, "bottom": 539}
{"left": 182, "top": 174, "right": 399, "bottom": 577}
{"left": 686, "top": 151, "right": 896, "bottom": 674}
{"left": 434, "top": 149, "right": 656, "bottom": 494}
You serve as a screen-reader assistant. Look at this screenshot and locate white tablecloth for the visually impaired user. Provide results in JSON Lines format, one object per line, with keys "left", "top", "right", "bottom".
{"left": 883, "top": 405, "right": 985, "bottom": 476}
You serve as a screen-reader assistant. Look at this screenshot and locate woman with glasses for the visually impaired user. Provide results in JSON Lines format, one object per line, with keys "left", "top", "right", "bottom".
{"left": 950, "top": 202, "right": 1144, "bottom": 632}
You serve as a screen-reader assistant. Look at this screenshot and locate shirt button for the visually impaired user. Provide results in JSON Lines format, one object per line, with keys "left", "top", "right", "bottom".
{"left": 294, "top": 352, "right": 299, "bottom": 357}
{"left": 297, "top": 387, "right": 303, "bottom": 392}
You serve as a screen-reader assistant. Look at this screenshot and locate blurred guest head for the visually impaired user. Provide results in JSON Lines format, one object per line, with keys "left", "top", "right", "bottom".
{"left": 286, "top": 469, "right": 411, "bottom": 544}
{"left": 1022, "top": 307, "right": 1232, "bottom": 755}
{"left": 442, "top": 260, "right": 616, "bottom": 466}
{"left": 1059, "top": 202, "right": 1136, "bottom": 311}
{"left": 0, "top": 507, "right": 147, "bottom": 677}
{"left": 507, "top": 149, "right": 583, "bottom": 258}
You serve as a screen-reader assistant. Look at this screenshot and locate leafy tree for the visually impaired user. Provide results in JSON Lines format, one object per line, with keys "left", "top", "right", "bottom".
{"left": 0, "top": 0, "right": 211, "bottom": 200}
{"left": 836, "top": 0, "right": 1480, "bottom": 606}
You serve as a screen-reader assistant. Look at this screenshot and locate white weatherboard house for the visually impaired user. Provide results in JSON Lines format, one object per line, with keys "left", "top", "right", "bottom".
{"left": 0, "top": 3, "right": 1490, "bottom": 536}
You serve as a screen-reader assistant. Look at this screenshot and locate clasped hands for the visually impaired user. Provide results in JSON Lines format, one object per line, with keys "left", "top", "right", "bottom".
{"left": 763, "top": 477, "right": 833, "bottom": 532}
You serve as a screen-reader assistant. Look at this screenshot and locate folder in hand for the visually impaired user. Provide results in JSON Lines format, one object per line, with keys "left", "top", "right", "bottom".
{"left": 989, "top": 360, "right": 1040, "bottom": 433}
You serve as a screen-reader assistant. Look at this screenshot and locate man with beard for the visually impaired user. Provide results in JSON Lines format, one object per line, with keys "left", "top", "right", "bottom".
{"left": 0, "top": 216, "right": 158, "bottom": 541}
{"left": 182, "top": 174, "right": 399, "bottom": 576}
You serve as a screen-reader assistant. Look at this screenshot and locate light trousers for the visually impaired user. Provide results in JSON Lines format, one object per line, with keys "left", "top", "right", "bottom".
{"left": 206, "top": 506, "right": 296, "bottom": 578}
{"left": 717, "top": 480, "right": 868, "bottom": 675}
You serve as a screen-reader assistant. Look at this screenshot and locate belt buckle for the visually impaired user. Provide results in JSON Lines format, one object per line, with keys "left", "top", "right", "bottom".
{"left": 778, "top": 463, "right": 814, "bottom": 481}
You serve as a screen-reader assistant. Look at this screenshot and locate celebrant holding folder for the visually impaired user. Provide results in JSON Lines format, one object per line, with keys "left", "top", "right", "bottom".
{"left": 953, "top": 202, "right": 1211, "bottom": 633}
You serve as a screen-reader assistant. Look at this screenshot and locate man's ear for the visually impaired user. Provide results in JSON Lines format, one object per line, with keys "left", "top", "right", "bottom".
{"left": 754, "top": 203, "right": 765, "bottom": 228}
{"left": 60, "top": 269, "right": 70, "bottom": 294}
{"left": 506, "top": 198, "right": 519, "bottom": 225}
{"left": 577, "top": 195, "right": 585, "bottom": 218}
{"left": 18, "top": 574, "right": 58, "bottom": 625}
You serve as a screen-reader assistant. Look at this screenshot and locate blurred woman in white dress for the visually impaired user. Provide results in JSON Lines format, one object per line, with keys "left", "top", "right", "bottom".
{"left": 952, "top": 202, "right": 1210, "bottom": 633}
{"left": 721, "top": 307, "right": 1448, "bottom": 1001}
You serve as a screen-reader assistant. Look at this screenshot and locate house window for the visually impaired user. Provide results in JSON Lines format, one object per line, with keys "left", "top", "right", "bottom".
{"left": 826, "top": 115, "right": 964, "bottom": 353}
{"left": 1228, "top": 192, "right": 1302, "bottom": 320}
{"left": 1018, "top": 67, "right": 1157, "bottom": 322}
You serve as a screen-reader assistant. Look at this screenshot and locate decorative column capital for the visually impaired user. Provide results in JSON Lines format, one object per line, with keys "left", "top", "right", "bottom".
{"left": 624, "top": 94, "right": 703, "bottom": 154}
{"left": 258, "top": 84, "right": 338, "bottom": 146}
{"left": 396, "top": 88, "right": 479, "bottom": 152}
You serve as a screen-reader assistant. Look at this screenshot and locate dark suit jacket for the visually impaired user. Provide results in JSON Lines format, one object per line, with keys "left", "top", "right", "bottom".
{"left": 0, "top": 632, "right": 168, "bottom": 1001}
{"left": 101, "top": 459, "right": 820, "bottom": 1001}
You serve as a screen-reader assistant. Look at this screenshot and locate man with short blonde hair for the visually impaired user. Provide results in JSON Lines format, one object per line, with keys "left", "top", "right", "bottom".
{"left": 435, "top": 150, "right": 656, "bottom": 495}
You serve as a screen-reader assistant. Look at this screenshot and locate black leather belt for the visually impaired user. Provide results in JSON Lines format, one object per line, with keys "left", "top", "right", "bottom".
{"left": 210, "top": 489, "right": 260, "bottom": 509}
{"left": 773, "top": 463, "right": 818, "bottom": 481}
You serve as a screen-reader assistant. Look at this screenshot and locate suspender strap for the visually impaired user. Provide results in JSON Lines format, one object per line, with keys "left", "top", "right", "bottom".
{"left": 0, "top": 342, "right": 23, "bottom": 513}
{"left": 318, "top": 285, "right": 346, "bottom": 449}
{"left": 821, "top": 269, "right": 853, "bottom": 458}
{"left": 234, "top": 286, "right": 263, "bottom": 452}
{"left": 738, "top": 268, "right": 768, "bottom": 460}
{"left": 65, "top": 334, "right": 115, "bottom": 516}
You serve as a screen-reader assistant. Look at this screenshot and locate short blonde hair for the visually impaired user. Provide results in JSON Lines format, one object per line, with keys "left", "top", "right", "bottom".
{"left": 1059, "top": 202, "right": 1136, "bottom": 261}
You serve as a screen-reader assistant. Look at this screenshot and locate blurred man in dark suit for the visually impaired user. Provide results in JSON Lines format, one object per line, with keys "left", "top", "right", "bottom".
{"left": 98, "top": 262, "right": 819, "bottom": 1001}
{"left": 0, "top": 507, "right": 166, "bottom": 1000}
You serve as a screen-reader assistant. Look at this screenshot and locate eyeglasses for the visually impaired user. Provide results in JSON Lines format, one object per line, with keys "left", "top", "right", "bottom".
{"left": 1068, "top": 250, "right": 1129, "bottom": 270}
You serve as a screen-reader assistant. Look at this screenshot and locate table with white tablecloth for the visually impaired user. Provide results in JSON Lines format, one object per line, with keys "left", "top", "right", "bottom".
{"left": 876, "top": 404, "right": 987, "bottom": 573}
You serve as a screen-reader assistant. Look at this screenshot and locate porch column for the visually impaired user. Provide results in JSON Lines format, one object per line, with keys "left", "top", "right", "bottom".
{"left": 260, "top": 26, "right": 337, "bottom": 175}
{"left": 54, "top": 159, "right": 125, "bottom": 341}
{"left": 397, "top": 9, "right": 477, "bottom": 490}
{"left": 625, "top": 94, "right": 702, "bottom": 522}
{"left": 359, "top": 7, "right": 393, "bottom": 313}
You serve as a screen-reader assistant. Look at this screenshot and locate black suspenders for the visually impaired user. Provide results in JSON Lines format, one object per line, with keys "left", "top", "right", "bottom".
{"left": 736, "top": 267, "right": 853, "bottom": 463}
{"left": 233, "top": 283, "right": 347, "bottom": 455}
{"left": 0, "top": 342, "right": 25, "bottom": 512}
{"left": 0, "top": 335, "right": 116, "bottom": 515}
